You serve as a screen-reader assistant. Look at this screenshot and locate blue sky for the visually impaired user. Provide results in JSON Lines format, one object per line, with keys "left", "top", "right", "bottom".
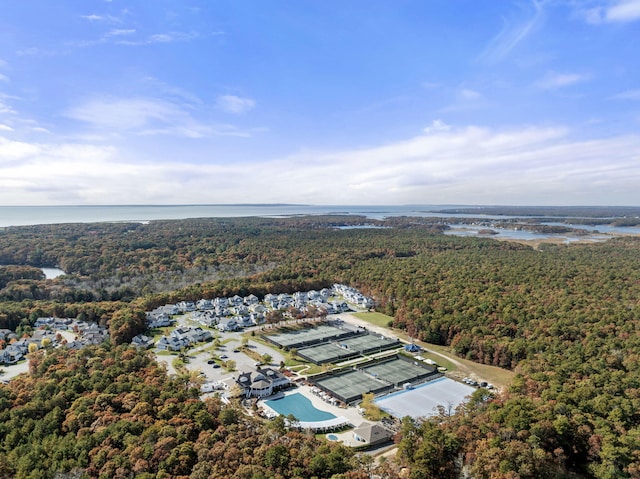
{"left": 0, "top": 0, "right": 639, "bottom": 206}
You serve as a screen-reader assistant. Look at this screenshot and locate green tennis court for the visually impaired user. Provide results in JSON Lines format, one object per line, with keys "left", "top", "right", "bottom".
{"left": 298, "top": 333, "right": 401, "bottom": 364}
{"left": 297, "top": 342, "right": 359, "bottom": 364}
{"left": 363, "top": 356, "right": 436, "bottom": 386}
{"left": 263, "top": 324, "right": 354, "bottom": 348}
{"left": 312, "top": 369, "right": 393, "bottom": 404}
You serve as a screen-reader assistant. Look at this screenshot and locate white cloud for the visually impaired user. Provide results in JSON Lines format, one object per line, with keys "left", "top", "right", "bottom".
{"left": 423, "top": 120, "right": 450, "bottom": 134}
{"left": 16, "top": 47, "right": 61, "bottom": 57}
{"left": 0, "top": 136, "right": 42, "bottom": 161}
{"left": 148, "top": 34, "right": 173, "bottom": 43}
{"left": 64, "top": 96, "right": 258, "bottom": 139}
{"left": 2, "top": 123, "right": 639, "bottom": 206}
{"left": 0, "top": 73, "right": 8, "bottom": 83}
{"left": 421, "top": 81, "right": 441, "bottom": 89}
{"left": 478, "top": 0, "right": 545, "bottom": 64}
{"left": 536, "top": 72, "right": 590, "bottom": 89}
{"left": 81, "top": 13, "right": 121, "bottom": 23}
{"left": 65, "top": 97, "right": 184, "bottom": 130}
{"left": 0, "top": 124, "right": 14, "bottom": 131}
{"left": 459, "top": 89, "right": 482, "bottom": 101}
{"left": 216, "top": 95, "right": 256, "bottom": 114}
{"left": 0, "top": 99, "right": 16, "bottom": 115}
{"left": 610, "top": 89, "right": 640, "bottom": 100}
{"left": 115, "top": 31, "right": 199, "bottom": 46}
{"left": 608, "top": 0, "right": 640, "bottom": 20}
{"left": 582, "top": 0, "right": 640, "bottom": 23}
{"left": 440, "top": 88, "right": 487, "bottom": 113}
{"left": 105, "top": 29, "right": 136, "bottom": 37}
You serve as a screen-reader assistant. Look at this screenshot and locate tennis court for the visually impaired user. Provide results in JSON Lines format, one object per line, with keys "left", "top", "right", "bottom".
{"left": 298, "top": 333, "right": 402, "bottom": 364}
{"left": 375, "top": 377, "right": 476, "bottom": 419}
{"left": 263, "top": 324, "right": 355, "bottom": 349}
{"left": 312, "top": 369, "right": 394, "bottom": 404}
{"left": 363, "top": 356, "right": 437, "bottom": 386}
{"left": 297, "top": 342, "right": 359, "bottom": 364}
{"left": 340, "top": 334, "right": 400, "bottom": 354}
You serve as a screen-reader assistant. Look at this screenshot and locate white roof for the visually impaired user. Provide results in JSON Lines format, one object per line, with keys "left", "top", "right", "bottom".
{"left": 292, "top": 416, "right": 350, "bottom": 430}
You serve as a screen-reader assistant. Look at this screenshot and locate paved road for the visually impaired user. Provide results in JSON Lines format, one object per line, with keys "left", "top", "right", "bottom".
{"left": 0, "top": 360, "right": 29, "bottom": 381}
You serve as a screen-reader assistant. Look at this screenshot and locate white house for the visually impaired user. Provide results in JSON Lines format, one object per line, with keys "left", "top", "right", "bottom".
{"left": 218, "top": 318, "right": 239, "bottom": 332}
{"left": 244, "top": 294, "right": 259, "bottom": 305}
{"left": 236, "top": 368, "right": 290, "bottom": 398}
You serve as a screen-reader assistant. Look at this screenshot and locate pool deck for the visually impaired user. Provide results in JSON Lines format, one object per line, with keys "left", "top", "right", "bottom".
{"left": 260, "top": 385, "right": 368, "bottom": 447}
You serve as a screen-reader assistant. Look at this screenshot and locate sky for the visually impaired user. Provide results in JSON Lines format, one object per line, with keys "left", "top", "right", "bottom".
{"left": 0, "top": 0, "right": 639, "bottom": 206}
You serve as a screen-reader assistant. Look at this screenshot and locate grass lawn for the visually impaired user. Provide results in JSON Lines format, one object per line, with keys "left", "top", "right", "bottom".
{"left": 149, "top": 328, "right": 170, "bottom": 341}
{"left": 351, "top": 311, "right": 394, "bottom": 328}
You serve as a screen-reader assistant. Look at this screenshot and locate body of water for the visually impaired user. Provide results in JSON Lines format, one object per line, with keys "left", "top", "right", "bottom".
{"left": 41, "top": 267, "right": 66, "bottom": 279}
{"left": 444, "top": 225, "right": 610, "bottom": 242}
{"left": 0, "top": 204, "right": 454, "bottom": 227}
{"left": 1, "top": 205, "right": 639, "bottom": 240}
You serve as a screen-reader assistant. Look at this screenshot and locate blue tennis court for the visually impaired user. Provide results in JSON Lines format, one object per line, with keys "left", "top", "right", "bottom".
{"left": 265, "top": 393, "right": 336, "bottom": 422}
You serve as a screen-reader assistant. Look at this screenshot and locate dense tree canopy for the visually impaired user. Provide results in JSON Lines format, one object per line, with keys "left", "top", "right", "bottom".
{"left": 1, "top": 216, "right": 640, "bottom": 477}
{"left": 0, "top": 345, "right": 377, "bottom": 479}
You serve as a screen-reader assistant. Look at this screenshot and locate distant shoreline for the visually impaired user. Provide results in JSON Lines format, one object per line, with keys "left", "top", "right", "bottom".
{"left": 1, "top": 204, "right": 639, "bottom": 230}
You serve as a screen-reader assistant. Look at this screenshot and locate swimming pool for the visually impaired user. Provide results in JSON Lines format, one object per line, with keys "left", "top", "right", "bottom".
{"left": 265, "top": 393, "right": 337, "bottom": 422}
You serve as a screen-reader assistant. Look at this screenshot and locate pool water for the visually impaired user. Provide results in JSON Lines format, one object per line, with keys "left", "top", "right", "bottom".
{"left": 265, "top": 393, "right": 336, "bottom": 422}
{"left": 327, "top": 434, "right": 339, "bottom": 441}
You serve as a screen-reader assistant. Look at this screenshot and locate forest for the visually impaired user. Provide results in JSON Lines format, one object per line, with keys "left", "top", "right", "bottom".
{"left": 1, "top": 215, "right": 639, "bottom": 478}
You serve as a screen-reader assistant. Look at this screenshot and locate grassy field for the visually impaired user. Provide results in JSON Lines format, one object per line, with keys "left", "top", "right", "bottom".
{"left": 351, "top": 311, "right": 394, "bottom": 328}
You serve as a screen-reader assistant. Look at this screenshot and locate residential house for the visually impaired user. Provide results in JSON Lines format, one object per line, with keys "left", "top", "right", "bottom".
{"left": 218, "top": 318, "right": 239, "bottom": 332}
{"left": 196, "top": 299, "right": 213, "bottom": 310}
{"left": 244, "top": 294, "right": 259, "bottom": 305}
{"left": 0, "top": 329, "right": 17, "bottom": 342}
{"left": 237, "top": 315, "right": 254, "bottom": 328}
{"left": 178, "top": 327, "right": 212, "bottom": 344}
{"left": 230, "top": 295, "right": 244, "bottom": 306}
{"left": 249, "top": 303, "right": 267, "bottom": 314}
{"left": 213, "top": 297, "right": 228, "bottom": 308}
{"left": 192, "top": 311, "right": 217, "bottom": 327}
{"left": 157, "top": 336, "right": 190, "bottom": 351}
{"left": 146, "top": 312, "right": 172, "bottom": 329}
{"left": 131, "top": 334, "right": 155, "bottom": 349}
{"left": 176, "top": 301, "right": 196, "bottom": 313}
{"left": 330, "top": 301, "right": 350, "bottom": 313}
{"left": 0, "top": 344, "right": 25, "bottom": 365}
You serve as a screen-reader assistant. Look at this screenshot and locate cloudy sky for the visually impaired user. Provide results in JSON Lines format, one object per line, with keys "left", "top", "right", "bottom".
{"left": 1, "top": 0, "right": 639, "bottom": 206}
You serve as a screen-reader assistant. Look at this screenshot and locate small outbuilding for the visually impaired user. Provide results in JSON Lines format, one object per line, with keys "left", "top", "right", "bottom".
{"left": 352, "top": 422, "right": 394, "bottom": 447}
{"left": 404, "top": 343, "right": 421, "bottom": 353}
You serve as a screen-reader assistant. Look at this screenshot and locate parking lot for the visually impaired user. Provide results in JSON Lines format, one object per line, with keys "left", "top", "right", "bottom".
{"left": 177, "top": 333, "right": 286, "bottom": 391}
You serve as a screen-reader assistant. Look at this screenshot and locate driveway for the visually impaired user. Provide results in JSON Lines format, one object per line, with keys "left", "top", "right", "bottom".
{"left": 0, "top": 360, "right": 29, "bottom": 381}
